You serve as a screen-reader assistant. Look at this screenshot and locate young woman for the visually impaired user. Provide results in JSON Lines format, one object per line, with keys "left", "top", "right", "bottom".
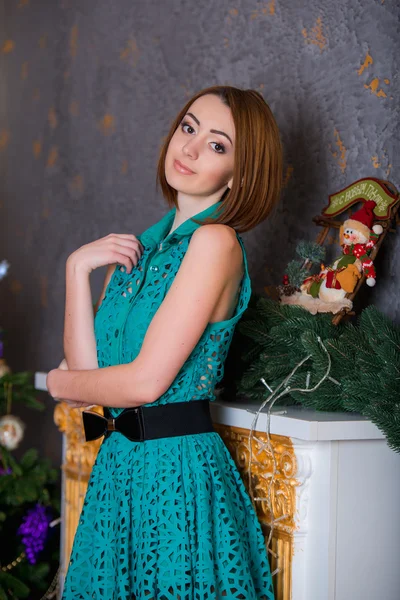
{"left": 47, "top": 85, "right": 283, "bottom": 599}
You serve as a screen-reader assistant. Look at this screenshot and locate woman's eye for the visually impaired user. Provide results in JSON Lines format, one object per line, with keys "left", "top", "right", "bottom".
{"left": 181, "top": 122, "right": 195, "bottom": 134}
{"left": 210, "top": 142, "right": 225, "bottom": 154}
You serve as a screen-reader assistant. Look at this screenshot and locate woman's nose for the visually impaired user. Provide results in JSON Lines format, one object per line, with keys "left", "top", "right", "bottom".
{"left": 182, "top": 139, "right": 199, "bottom": 159}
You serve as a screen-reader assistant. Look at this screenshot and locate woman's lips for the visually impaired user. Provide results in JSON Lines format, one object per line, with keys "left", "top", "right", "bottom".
{"left": 173, "top": 159, "right": 195, "bottom": 175}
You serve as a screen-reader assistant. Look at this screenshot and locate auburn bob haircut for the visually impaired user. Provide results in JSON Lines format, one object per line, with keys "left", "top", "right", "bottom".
{"left": 156, "top": 85, "right": 283, "bottom": 233}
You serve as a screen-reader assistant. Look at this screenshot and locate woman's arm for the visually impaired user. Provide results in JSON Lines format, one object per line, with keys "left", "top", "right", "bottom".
{"left": 46, "top": 225, "right": 243, "bottom": 408}
{"left": 62, "top": 231, "right": 143, "bottom": 371}
{"left": 53, "top": 266, "right": 116, "bottom": 406}
{"left": 63, "top": 260, "right": 117, "bottom": 370}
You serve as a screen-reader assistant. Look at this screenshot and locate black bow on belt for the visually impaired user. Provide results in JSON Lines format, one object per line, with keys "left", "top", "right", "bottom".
{"left": 82, "top": 407, "right": 145, "bottom": 442}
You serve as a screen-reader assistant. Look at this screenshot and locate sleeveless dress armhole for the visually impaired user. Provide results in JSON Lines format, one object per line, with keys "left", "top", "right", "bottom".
{"left": 94, "top": 263, "right": 128, "bottom": 318}
{"left": 207, "top": 234, "right": 252, "bottom": 330}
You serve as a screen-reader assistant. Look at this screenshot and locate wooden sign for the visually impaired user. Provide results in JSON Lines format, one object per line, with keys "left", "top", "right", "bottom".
{"left": 322, "top": 177, "right": 399, "bottom": 219}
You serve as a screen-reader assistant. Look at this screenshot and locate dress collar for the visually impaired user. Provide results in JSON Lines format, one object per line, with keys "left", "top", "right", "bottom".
{"left": 139, "top": 200, "right": 224, "bottom": 248}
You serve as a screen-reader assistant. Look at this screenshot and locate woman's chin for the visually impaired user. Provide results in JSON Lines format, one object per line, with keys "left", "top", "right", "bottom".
{"left": 165, "top": 173, "right": 196, "bottom": 194}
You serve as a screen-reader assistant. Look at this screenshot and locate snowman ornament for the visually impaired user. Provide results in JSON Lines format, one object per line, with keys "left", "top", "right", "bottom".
{"left": 316, "top": 200, "right": 383, "bottom": 304}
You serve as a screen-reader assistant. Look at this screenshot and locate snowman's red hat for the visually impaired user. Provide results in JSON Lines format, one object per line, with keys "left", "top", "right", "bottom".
{"left": 345, "top": 200, "right": 377, "bottom": 239}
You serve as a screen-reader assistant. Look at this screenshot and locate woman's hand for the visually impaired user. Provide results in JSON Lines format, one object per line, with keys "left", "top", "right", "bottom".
{"left": 67, "top": 233, "right": 144, "bottom": 275}
{"left": 47, "top": 360, "right": 95, "bottom": 409}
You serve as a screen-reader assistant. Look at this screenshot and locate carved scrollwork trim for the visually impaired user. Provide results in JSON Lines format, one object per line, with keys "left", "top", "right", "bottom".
{"left": 214, "top": 423, "right": 298, "bottom": 533}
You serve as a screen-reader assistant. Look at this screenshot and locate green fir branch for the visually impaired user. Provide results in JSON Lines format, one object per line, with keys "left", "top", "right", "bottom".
{"left": 296, "top": 240, "right": 326, "bottom": 263}
{"left": 229, "top": 299, "right": 400, "bottom": 453}
{"left": 286, "top": 260, "right": 308, "bottom": 288}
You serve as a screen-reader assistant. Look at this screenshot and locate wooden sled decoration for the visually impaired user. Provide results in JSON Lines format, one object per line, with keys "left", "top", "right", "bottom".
{"left": 280, "top": 178, "right": 399, "bottom": 325}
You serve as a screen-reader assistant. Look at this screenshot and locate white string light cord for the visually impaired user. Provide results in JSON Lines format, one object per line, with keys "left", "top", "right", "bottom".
{"left": 247, "top": 336, "right": 338, "bottom": 577}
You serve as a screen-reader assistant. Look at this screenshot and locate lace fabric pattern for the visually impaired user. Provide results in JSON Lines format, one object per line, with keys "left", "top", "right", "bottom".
{"left": 63, "top": 433, "right": 274, "bottom": 599}
{"left": 62, "top": 203, "right": 274, "bottom": 599}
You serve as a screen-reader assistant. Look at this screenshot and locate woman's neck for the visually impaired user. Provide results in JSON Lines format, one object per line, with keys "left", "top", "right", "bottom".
{"left": 168, "top": 196, "right": 221, "bottom": 236}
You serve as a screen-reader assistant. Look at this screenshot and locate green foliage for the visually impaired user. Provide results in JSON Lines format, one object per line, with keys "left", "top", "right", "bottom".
{"left": 0, "top": 448, "right": 58, "bottom": 508}
{"left": 0, "top": 371, "right": 44, "bottom": 412}
{"left": 229, "top": 297, "right": 400, "bottom": 452}
{"left": 0, "top": 362, "right": 59, "bottom": 598}
{"left": 286, "top": 260, "right": 308, "bottom": 288}
{"left": 284, "top": 240, "right": 327, "bottom": 287}
{"left": 296, "top": 240, "right": 326, "bottom": 263}
{"left": 0, "top": 444, "right": 60, "bottom": 599}
{"left": 0, "top": 571, "right": 30, "bottom": 598}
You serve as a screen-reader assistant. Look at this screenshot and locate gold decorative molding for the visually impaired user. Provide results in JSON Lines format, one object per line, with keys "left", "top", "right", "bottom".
{"left": 214, "top": 424, "right": 298, "bottom": 531}
{"left": 54, "top": 403, "right": 103, "bottom": 575}
{"left": 54, "top": 402, "right": 102, "bottom": 478}
{"left": 214, "top": 423, "right": 298, "bottom": 600}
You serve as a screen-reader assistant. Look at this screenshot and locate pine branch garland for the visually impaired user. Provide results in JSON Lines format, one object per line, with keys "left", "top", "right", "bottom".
{"left": 227, "top": 298, "right": 400, "bottom": 452}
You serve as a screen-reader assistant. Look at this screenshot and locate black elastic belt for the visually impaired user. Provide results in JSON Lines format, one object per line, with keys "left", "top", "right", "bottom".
{"left": 82, "top": 399, "right": 215, "bottom": 443}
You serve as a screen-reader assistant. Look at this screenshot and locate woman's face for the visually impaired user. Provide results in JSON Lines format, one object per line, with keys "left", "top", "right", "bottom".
{"left": 164, "top": 94, "right": 235, "bottom": 199}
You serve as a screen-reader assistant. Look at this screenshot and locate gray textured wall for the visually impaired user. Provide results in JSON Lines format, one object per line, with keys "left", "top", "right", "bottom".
{"left": 0, "top": 0, "right": 399, "bottom": 463}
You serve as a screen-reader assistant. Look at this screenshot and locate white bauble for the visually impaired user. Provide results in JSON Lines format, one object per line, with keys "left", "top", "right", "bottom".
{"left": 0, "top": 415, "right": 25, "bottom": 450}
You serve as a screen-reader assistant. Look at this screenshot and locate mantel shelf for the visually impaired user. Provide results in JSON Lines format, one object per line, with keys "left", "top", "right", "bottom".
{"left": 35, "top": 371, "right": 384, "bottom": 443}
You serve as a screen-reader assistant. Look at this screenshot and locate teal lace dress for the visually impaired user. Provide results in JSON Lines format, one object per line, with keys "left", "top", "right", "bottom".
{"left": 62, "top": 200, "right": 275, "bottom": 600}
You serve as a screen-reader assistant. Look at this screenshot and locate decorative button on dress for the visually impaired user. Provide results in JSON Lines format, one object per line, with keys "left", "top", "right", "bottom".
{"left": 62, "top": 200, "right": 275, "bottom": 600}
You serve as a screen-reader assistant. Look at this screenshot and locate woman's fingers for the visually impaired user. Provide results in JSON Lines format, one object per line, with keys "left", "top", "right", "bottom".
{"left": 68, "top": 233, "right": 145, "bottom": 275}
{"left": 108, "top": 239, "right": 144, "bottom": 273}
{"left": 57, "top": 398, "right": 91, "bottom": 408}
{"left": 110, "top": 241, "right": 142, "bottom": 264}
{"left": 107, "top": 233, "right": 144, "bottom": 252}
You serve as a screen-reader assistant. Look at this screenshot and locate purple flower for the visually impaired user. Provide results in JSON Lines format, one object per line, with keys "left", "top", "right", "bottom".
{"left": 17, "top": 504, "right": 52, "bottom": 564}
{"left": 0, "top": 466, "right": 11, "bottom": 475}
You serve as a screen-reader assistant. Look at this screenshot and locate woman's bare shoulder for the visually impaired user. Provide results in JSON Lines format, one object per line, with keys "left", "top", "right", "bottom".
{"left": 191, "top": 224, "right": 243, "bottom": 274}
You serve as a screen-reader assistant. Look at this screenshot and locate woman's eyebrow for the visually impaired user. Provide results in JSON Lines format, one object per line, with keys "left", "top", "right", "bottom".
{"left": 185, "top": 112, "right": 233, "bottom": 145}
